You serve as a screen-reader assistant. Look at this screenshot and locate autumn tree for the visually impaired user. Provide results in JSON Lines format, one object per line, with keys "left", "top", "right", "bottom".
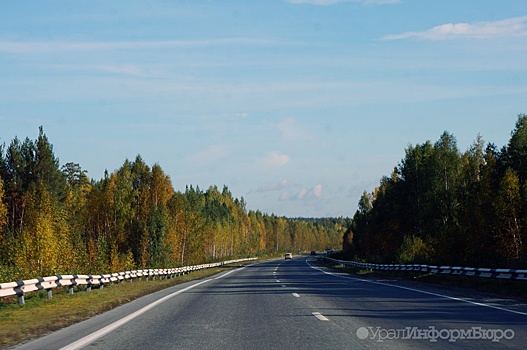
{"left": 0, "top": 128, "right": 349, "bottom": 282}
{"left": 0, "top": 176, "right": 8, "bottom": 267}
{"left": 495, "top": 168, "right": 523, "bottom": 263}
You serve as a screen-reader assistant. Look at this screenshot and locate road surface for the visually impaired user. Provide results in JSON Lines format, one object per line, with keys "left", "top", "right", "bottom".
{"left": 12, "top": 256, "right": 527, "bottom": 349}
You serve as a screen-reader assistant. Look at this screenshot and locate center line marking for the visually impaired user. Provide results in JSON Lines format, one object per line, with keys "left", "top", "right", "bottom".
{"left": 312, "top": 312, "right": 329, "bottom": 321}
{"left": 292, "top": 293, "right": 300, "bottom": 298}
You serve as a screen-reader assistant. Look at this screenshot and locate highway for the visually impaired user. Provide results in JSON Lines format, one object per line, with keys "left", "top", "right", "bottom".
{"left": 13, "top": 255, "right": 527, "bottom": 349}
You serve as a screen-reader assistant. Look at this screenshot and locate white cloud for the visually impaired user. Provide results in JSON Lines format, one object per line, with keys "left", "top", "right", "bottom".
{"left": 296, "top": 188, "right": 310, "bottom": 200}
{"left": 276, "top": 117, "right": 308, "bottom": 141}
{"left": 98, "top": 64, "right": 164, "bottom": 78}
{"left": 0, "top": 38, "right": 278, "bottom": 54}
{"left": 279, "top": 192, "right": 292, "bottom": 201}
{"left": 234, "top": 112, "right": 249, "bottom": 119}
{"left": 381, "top": 16, "right": 527, "bottom": 41}
{"left": 257, "top": 179, "right": 295, "bottom": 192}
{"left": 312, "top": 184, "right": 324, "bottom": 197}
{"left": 279, "top": 184, "right": 324, "bottom": 201}
{"left": 186, "top": 145, "right": 230, "bottom": 165}
{"left": 260, "top": 152, "right": 290, "bottom": 169}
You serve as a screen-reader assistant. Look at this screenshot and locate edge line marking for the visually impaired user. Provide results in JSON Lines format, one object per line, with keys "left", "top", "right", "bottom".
{"left": 60, "top": 267, "right": 244, "bottom": 350}
{"left": 305, "top": 259, "right": 527, "bottom": 317}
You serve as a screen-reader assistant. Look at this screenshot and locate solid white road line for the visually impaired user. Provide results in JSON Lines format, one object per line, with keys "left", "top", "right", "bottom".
{"left": 59, "top": 280, "right": 211, "bottom": 350}
{"left": 312, "top": 312, "right": 329, "bottom": 321}
{"left": 305, "top": 259, "right": 527, "bottom": 317}
{"left": 214, "top": 268, "right": 242, "bottom": 280}
{"left": 60, "top": 266, "right": 247, "bottom": 350}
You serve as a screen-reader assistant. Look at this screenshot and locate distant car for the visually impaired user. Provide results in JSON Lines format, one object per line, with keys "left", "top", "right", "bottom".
{"left": 326, "top": 249, "right": 334, "bottom": 254}
{"left": 310, "top": 251, "right": 316, "bottom": 255}
{"left": 285, "top": 253, "right": 293, "bottom": 259}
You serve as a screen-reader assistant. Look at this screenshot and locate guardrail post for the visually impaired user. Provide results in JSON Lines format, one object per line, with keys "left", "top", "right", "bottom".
{"left": 0, "top": 257, "right": 259, "bottom": 304}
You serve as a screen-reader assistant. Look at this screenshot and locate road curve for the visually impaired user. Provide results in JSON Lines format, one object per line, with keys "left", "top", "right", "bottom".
{"left": 12, "top": 256, "right": 527, "bottom": 349}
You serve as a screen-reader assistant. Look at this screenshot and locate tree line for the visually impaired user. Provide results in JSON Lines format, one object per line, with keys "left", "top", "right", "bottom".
{"left": 0, "top": 127, "right": 345, "bottom": 282}
{"left": 344, "top": 114, "right": 527, "bottom": 269}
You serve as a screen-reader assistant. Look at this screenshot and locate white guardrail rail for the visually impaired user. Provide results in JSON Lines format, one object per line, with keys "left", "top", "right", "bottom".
{"left": 0, "top": 258, "right": 258, "bottom": 305}
{"left": 321, "top": 257, "right": 527, "bottom": 281}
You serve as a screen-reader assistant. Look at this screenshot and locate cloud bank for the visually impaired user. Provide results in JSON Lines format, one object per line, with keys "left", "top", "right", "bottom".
{"left": 381, "top": 16, "right": 527, "bottom": 40}
{"left": 257, "top": 179, "right": 295, "bottom": 192}
{"left": 0, "top": 38, "right": 278, "bottom": 54}
{"left": 279, "top": 184, "right": 324, "bottom": 201}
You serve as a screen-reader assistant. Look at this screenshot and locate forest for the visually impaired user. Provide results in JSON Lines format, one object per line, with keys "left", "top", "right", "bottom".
{"left": 0, "top": 127, "right": 346, "bottom": 282}
{"left": 344, "top": 114, "right": 527, "bottom": 269}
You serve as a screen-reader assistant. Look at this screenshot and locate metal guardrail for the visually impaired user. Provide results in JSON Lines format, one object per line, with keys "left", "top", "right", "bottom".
{"left": 321, "top": 257, "right": 527, "bottom": 280}
{"left": 0, "top": 258, "right": 258, "bottom": 305}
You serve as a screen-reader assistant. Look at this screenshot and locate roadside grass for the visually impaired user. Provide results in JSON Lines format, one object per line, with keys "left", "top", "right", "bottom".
{"left": 324, "top": 261, "right": 527, "bottom": 300}
{"left": 0, "top": 265, "right": 244, "bottom": 349}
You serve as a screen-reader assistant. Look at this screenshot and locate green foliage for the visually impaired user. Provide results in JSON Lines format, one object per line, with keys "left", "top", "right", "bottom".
{"left": 351, "top": 114, "right": 527, "bottom": 268}
{"left": 0, "top": 176, "right": 7, "bottom": 230}
{"left": 0, "top": 128, "right": 344, "bottom": 282}
{"left": 396, "top": 235, "right": 431, "bottom": 264}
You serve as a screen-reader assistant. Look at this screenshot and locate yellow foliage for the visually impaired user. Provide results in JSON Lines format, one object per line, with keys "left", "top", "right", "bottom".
{"left": 12, "top": 183, "right": 59, "bottom": 278}
{"left": 0, "top": 177, "right": 7, "bottom": 230}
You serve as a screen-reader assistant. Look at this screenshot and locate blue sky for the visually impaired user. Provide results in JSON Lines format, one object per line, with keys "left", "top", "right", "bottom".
{"left": 1, "top": 0, "right": 526, "bottom": 217}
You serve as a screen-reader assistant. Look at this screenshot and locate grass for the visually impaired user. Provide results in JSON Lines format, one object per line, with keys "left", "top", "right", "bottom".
{"left": 0, "top": 265, "right": 245, "bottom": 349}
{"left": 324, "top": 260, "right": 527, "bottom": 300}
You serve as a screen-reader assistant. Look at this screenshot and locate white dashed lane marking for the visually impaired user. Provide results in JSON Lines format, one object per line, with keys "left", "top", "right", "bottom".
{"left": 312, "top": 312, "right": 329, "bottom": 321}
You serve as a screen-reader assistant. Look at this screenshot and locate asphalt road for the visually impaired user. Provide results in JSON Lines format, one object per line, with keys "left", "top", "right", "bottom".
{"left": 12, "top": 256, "right": 527, "bottom": 349}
